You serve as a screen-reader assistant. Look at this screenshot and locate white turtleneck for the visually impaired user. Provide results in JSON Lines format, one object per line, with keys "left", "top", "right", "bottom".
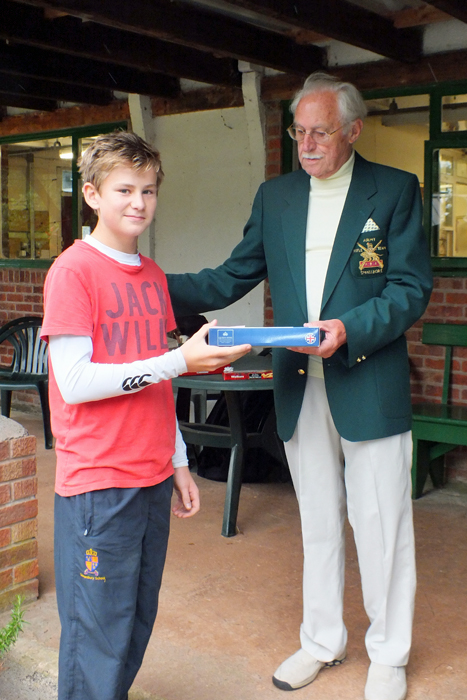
{"left": 306, "top": 150, "right": 355, "bottom": 378}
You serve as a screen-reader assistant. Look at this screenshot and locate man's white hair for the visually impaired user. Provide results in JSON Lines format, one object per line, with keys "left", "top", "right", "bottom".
{"left": 290, "top": 71, "right": 368, "bottom": 127}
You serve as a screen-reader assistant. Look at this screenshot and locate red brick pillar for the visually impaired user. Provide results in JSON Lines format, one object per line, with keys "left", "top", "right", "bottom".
{"left": 0, "top": 432, "right": 39, "bottom": 610}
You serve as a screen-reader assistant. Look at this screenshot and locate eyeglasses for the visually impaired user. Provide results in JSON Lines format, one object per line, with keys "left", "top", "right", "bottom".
{"left": 287, "top": 123, "right": 348, "bottom": 144}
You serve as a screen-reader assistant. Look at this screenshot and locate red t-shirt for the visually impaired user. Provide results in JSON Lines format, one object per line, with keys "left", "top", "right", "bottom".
{"left": 42, "top": 240, "right": 177, "bottom": 496}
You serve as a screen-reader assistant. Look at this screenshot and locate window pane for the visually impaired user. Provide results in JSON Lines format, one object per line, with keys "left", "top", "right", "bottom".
{"left": 442, "top": 94, "right": 467, "bottom": 133}
{"left": 432, "top": 148, "right": 467, "bottom": 257}
{"left": 0, "top": 137, "right": 72, "bottom": 260}
{"left": 359, "top": 94, "right": 429, "bottom": 188}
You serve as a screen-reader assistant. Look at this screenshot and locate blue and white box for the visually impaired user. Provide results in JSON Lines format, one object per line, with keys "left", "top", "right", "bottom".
{"left": 208, "top": 326, "right": 322, "bottom": 347}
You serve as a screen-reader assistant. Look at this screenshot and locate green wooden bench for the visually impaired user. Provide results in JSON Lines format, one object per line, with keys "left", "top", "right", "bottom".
{"left": 412, "top": 322, "right": 467, "bottom": 498}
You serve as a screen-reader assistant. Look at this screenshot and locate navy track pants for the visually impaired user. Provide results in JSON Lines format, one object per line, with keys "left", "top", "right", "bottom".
{"left": 54, "top": 478, "right": 173, "bottom": 700}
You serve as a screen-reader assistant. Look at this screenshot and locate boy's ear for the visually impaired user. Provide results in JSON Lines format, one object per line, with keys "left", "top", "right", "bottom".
{"left": 82, "top": 182, "right": 99, "bottom": 210}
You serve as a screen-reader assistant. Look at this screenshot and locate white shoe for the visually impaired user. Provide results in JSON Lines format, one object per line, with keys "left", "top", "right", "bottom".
{"left": 364, "top": 662, "right": 407, "bottom": 700}
{"left": 272, "top": 648, "right": 346, "bottom": 691}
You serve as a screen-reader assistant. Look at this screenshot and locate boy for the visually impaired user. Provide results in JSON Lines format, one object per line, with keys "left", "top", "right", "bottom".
{"left": 41, "top": 131, "right": 250, "bottom": 700}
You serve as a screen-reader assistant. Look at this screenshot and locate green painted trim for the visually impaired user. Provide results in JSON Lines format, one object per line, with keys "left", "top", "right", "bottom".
{"left": 423, "top": 140, "right": 433, "bottom": 252}
{"left": 430, "top": 92, "right": 442, "bottom": 140}
{"left": 427, "top": 136, "right": 467, "bottom": 148}
{"left": 363, "top": 85, "right": 432, "bottom": 100}
{"left": 0, "top": 121, "right": 127, "bottom": 145}
{"left": 422, "top": 323, "right": 467, "bottom": 347}
{"left": 431, "top": 82, "right": 467, "bottom": 97}
{"left": 431, "top": 259, "right": 467, "bottom": 276}
{"left": 432, "top": 258, "right": 467, "bottom": 268}
{"left": 363, "top": 79, "right": 467, "bottom": 101}
{"left": 0, "top": 258, "right": 51, "bottom": 269}
{"left": 433, "top": 270, "right": 467, "bottom": 277}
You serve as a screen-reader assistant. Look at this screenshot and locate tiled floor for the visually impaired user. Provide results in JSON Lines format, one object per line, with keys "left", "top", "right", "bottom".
{"left": 1, "top": 411, "right": 466, "bottom": 700}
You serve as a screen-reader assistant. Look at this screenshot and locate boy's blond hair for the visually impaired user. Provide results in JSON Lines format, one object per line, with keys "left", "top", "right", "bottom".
{"left": 79, "top": 130, "right": 164, "bottom": 192}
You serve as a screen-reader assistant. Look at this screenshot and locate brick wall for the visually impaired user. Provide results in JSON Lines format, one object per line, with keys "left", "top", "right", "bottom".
{"left": 0, "top": 268, "right": 46, "bottom": 324}
{"left": 0, "top": 434, "right": 38, "bottom": 611}
{"left": 0, "top": 268, "right": 48, "bottom": 412}
{"left": 265, "top": 102, "right": 282, "bottom": 182}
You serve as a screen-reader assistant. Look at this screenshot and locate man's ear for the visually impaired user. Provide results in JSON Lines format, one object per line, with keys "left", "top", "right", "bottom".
{"left": 348, "top": 119, "right": 363, "bottom": 144}
{"left": 82, "top": 182, "right": 99, "bottom": 210}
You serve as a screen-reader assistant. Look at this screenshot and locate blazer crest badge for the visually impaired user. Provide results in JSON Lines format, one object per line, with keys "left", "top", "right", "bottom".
{"left": 351, "top": 219, "right": 387, "bottom": 277}
{"left": 358, "top": 239, "right": 384, "bottom": 271}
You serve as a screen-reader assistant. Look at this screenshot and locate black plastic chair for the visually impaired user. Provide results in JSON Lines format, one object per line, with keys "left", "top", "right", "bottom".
{"left": 0, "top": 316, "right": 53, "bottom": 449}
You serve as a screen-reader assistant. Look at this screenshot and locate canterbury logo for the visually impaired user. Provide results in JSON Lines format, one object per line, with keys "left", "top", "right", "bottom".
{"left": 122, "top": 374, "right": 152, "bottom": 391}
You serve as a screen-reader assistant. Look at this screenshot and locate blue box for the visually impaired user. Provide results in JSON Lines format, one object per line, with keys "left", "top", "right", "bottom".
{"left": 208, "top": 327, "right": 322, "bottom": 347}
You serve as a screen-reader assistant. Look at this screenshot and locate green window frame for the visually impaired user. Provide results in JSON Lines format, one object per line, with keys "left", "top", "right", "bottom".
{"left": 0, "top": 121, "right": 127, "bottom": 268}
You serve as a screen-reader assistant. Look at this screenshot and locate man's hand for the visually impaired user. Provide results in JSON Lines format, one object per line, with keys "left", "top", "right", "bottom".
{"left": 180, "top": 321, "right": 251, "bottom": 373}
{"left": 172, "top": 466, "right": 200, "bottom": 518}
{"left": 288, "top": 320, "right": 347, "bottom": 359}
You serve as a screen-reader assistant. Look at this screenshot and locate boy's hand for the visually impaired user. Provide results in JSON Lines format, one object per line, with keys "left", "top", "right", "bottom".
{"left": 180, "top": 321, "right": 251, "bottom": 373}
{"left": 172, "top": 466, "right": 200, "bottom": 518}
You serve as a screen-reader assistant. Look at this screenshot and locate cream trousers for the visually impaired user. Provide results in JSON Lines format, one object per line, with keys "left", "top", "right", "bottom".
{"left": 284, "top": 376, "right": 415, "bottom": 666}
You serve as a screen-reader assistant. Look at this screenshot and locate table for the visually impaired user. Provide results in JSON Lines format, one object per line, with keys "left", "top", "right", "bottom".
{"left": 173, "top": 356, "right": 286, "bottom": 537}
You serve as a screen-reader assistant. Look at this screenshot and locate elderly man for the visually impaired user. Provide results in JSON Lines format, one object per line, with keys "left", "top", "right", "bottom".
{"left": 167, "top": 72, "right": 432, "bottom": 700}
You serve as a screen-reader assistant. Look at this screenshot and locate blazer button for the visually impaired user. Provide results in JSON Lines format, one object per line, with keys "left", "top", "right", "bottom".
{"left": 362, "top": 355, "right": 366, "bottom": 361}
{"left": 298, "top": 369, "right": 305, "bottom": 375}
{"left": 357, "top": 358, "right": 361, "bottom": 363}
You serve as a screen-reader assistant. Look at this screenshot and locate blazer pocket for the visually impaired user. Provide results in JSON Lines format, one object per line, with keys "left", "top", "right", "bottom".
{"left": 350, "top": 233, "right": 387, "bottom": 279}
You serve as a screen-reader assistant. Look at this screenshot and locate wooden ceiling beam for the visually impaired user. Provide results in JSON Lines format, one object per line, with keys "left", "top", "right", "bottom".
{"left": 219, "top": 0, "right": 422, "bottom": 63}
{"left": 261, "top": 49, "right": 467, "bottom": 101}
{"left": 0, "top": 0, "right": 240, "bottom": 87}
{"left": 13, "top": 0, "right": 325, "bottom": 75}
{"left": 423, "top": 1, "right": 467, "bottom": 24}
{"left": 151, "top": 85, "right": 244, "bottom": 116}
{"left": 0, "top": 41, "right": 180, "bottom": 98}
{"left": 0, "top": 93, "right": 57, "bottom": 111}
{"left": 0, "top": 72, "right": 113, "bottom": 105}
{"left": 389, "top": 5, "right": 452, "bottom": 28}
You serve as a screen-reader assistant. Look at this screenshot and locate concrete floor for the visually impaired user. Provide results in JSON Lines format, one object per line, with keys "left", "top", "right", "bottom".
{"left": 1, "top": 410, "right": 467, "bottom": 700}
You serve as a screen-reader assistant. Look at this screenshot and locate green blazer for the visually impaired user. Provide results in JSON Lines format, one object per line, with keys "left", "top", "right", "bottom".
{"left": 167, "top": 153, "right": 433, "bottom": 442}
